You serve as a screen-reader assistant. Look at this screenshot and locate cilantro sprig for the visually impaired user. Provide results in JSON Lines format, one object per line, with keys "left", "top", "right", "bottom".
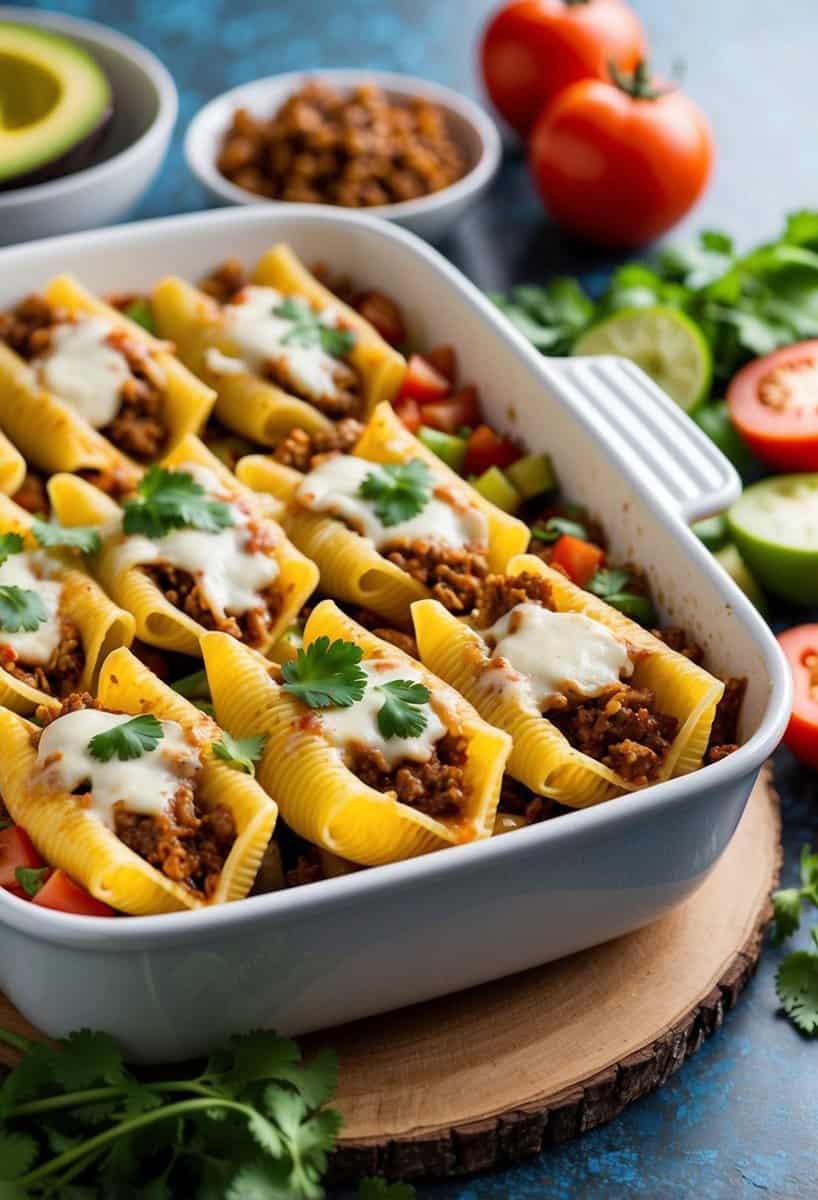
{"left": 87, "top": 715, "right": 164, "bottom": 763}
{"left": 0, "top": 1025, "right": 350, "bottom": 1198}
{"left": 275, "top": 295, "right": 356, "bottom": 359}
{"left": 0, "top": 532, "right": 24, "bottom": 567}
{"left": 122, "top": 466, "right": 234, "bottom": 539}
{"left": 31, "top": 519, "right": 100, "bottom": 556}
{"left": 213, "top": 731, "right": 267, "bottom": 776}
{"left": 530, "top": 516, "right": 588, "bottom": 544}
{"left": 359, "top": 459, "right": 431, "bottom": 527}
{"left": 282, "top": 636, "right": 367, "bottom": 709}
{"left": 0, "top": 586, "right": 47, "bottom": 634}
{"left": 771, "top": 845, "right": 818, "bottom": 1036}
{"left": 587, "top": 567, "right": 657, "bottom": 627}
{"left": 375, "top": 679, "right": 430, "bottom": 739}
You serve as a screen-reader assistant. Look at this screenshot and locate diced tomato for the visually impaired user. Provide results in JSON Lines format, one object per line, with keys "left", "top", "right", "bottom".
{"left": 424, "top": 344, "right": 458, "bottom": 384}
{"left": 419, "top": 387, "right": 481, "bottom": 435}
{"left": 398, "top": 354, "right": 451, "bottom": 404}
{"left": 463, "top": 424, "right": 520, "bottom": 476}
{"left": 0, "top": 826, "right": 44, "bottom": 890}
{"left": 393, "top": 396, "right": 423, "bottom": 434}
{"left": 32, "top": 869, "right": 115, "bottom": 917}
{"left": 354, "top": 291, "right": 406, "bottom": 347}
{"left": 778, "top": 625, "right": 818, "bottom": 769}
{"left": 551, "top": 535, "right": 605, "bottom": 587}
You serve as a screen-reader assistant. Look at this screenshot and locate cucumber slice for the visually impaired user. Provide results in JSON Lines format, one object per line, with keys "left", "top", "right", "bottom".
{"left": 727, "top": 474, "right": 818, "bottom": 604}
{"left": 573, "top": 305, "right": 712, "bottom": 412}
{"left": 418, "top": 425, "right": 467, "bottom": 473}
{"left": 713, "top": 543, "right": 767, "bottom": 613}
{"left": 474, "top": 466, "right": 521, "bottom": 514}
{"left": 506, "top": 452, "right": 556, "bottom": 499}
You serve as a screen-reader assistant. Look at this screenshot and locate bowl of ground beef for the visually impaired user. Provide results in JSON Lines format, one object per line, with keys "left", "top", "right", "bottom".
{"left": 184, "top": 70, "right": 502, "bottom": 243}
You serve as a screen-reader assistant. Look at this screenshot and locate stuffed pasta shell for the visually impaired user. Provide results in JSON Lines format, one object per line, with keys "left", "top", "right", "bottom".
{"left": 412, "top": 554, "right": 725, "bottom": 807}
{"left": 202, "top": 599, "right": 511, "bottom": 866}
{"left": 48, "top": 434, "right": 318, "bottom": 657}
{"left": 151, "top": 244, "right": 406, "bottom": 448}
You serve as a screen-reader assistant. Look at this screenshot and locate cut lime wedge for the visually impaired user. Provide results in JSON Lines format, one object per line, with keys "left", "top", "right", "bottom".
{"left": 573, "top": 305, "right": 712, "bottom": 412}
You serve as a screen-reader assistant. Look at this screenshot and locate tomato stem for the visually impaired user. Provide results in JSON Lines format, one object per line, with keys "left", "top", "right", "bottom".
{"left": 609, "top": 59, "right": 666, "bottom": 100}
{"left": 563, "top": 0, "right": 592, "bottom": 6}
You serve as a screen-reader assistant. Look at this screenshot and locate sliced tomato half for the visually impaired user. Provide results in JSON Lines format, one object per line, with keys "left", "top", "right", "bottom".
{"left": 0, "top": 826, "right": 44, "bottom": 890}
{"left": 728, "top": 341, "right": 818, "bottom": 471}
{"left": 398, "top": 354, "right": 451, "bottom": 404}
{"left": 778, "top": 624, "right": 818, "bottom": 768}
{"left": 33, "top": 869, "right": 116, "bottom": 917}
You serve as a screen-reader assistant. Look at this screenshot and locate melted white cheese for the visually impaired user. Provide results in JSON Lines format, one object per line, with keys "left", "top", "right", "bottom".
{"left": 296, "top": 454, "right": 487, "bottom": 551}
{"left": 33, "top": 317, "right": 132, "bottom": 428}
{"left": 113, "top": 462, "right": 279, "bottom": 618}
{"left": 0, "top": 552, "right": 62, "bottom": 666}
{"left": 482, "top": 603, "right": 632, "bottom": 711}
{"left": 321, "top": 660, "right": 447, "bottom": 770}
{"left": 204, "top": 346, "right": 246, "bottom": 375}
{"left": 221, "top": 286, "right": 345, "bottom": 398}
{"left": 36, "top": 709, "right": 201, "bottom": 830}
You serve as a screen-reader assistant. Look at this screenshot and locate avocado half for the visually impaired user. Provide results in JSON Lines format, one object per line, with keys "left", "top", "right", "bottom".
{"left": 0, "top": 21, "right": 113, "bottom": 191}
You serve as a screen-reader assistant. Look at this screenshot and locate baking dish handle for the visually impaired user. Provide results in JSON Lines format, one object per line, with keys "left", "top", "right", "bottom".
{"left": 550, "top": 356, "right": 742, "bottom": 524}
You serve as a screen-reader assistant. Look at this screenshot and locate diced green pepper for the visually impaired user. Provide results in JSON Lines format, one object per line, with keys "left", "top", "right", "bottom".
{"left": 418, "top": 425, "right": 467, "bottom": 473}
{"left": 506, "top": 452, "right": 557, "bottom": 500}
{"left": 473, "top": 466, "right": 521, "bottom": 514}
{"left": 691, "top": 513, "right": 729, "bottom": 551}
{"left": 123, "top": 297, "right": 157, "bottom": 335}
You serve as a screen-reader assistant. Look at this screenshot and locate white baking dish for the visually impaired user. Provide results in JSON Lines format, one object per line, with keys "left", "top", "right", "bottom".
{"left": 0, "top": 208, "right": 790, "bottom": 1062}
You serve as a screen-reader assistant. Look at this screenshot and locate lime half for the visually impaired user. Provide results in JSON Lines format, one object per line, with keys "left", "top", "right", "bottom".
{"left": 573, "top": 305, "right": 712, "bottom": 412}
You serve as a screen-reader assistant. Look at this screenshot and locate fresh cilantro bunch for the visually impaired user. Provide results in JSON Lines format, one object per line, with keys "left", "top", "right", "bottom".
{"left": 359, "top": 460, "right": 431, "bottom": 527}
{"left": 282, "top": 637, "right": 431, "bottom": 739}
{"left": 0, "top": 1026, "right": 341, "bottom": 1198}
{"left": 491, "top": 208, "right": 818, "bottom": 384}
{"left": 275, "top": 296, "right": 356, "bottom": 359}
{"left": 122, "top": 467, "right": 234, "bottom": 539}
{"left": 772, "top": 845, "right": 818, "bottom": 1036}
{"left": 0, "top": 533, "right": 47, "bottom": 635}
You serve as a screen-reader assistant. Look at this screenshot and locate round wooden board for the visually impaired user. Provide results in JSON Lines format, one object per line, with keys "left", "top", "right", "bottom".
{"left": 314, "top": 766, "right": 781, "bottom": 1184}
{"left": 0, "top": 769, "right": 780, "bottom": 1186}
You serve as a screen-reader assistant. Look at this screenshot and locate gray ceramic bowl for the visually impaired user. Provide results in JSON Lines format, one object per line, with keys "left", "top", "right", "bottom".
{"left": 0, "top": 7, "right": 177, "bottom": 246}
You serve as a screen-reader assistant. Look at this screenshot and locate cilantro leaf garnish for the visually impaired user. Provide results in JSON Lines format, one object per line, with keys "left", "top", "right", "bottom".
{"left": 281, "top": 636, "right": 367, "bottom": 709}
{"left": 587, "top": 567, "right": 631, "bottom": 598}
{"left": 0, "top": 1024, "right": 344, "bottom": 1195}
{"left": 212, "top": 731, "right": 267, "bottom": 775}
{"left": 122, "top": 466, "right": 234, "bottom": 539}
{"left": 14, "top": 866, "right": 48, "bottom": 898}
{"left": 122, "top": 296, "right": 156, "bottom": 334}
{"left": 773, "top": 888, "right": 804, "bottom": 945}
{"left": 0, "top": 586, "right": 47, "bottom": 633}
{"left": 359, "top": 459, "right": 432, "bottom": 527}
{"left": 376, "top": 679, "right": 430, "bottom": 740}
{"left": 87, "top": 714, "right": 164, "bottom": 763}
{"left": 530, "top": 516, "right": 589, "bottom": 544}
{"left": 275, "top": 295, "right": 356, "bottom": 359}
{"left": 776, "top": 940, "right": 818, "bottom": 1036}
{"left": 32, "top": 519, "right": 101, "bottom": 556}
{"left": 0, "top": 532, "right": 23, "bottom": 567}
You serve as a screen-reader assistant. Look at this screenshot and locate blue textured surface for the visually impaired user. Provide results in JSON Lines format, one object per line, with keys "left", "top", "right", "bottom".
{"left": 13, "top": 1, "right": 818, "bottom": 1195}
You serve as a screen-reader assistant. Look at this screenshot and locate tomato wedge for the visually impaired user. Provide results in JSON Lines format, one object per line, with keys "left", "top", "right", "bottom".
{"left": 551, "top": 535, "right": 605, "bottom": 586}
{"left": 0, "top": 826, "right": 44, "bottom": 890}
{"left": 392, "top": 395, "right": 423, "bottom": 434}
{"left": 33, "top": 869, "right": 115, "bottom": 917}
{"left": 419, "top": 387, "right": 481, "bottom": 434}
{"left": 728, "top": 341, "right": 818, "bottom": 471}
{"left": 464, "top": 425, "right": 520, "bottom": 475}
{"left": 777, "top": 625, "right": 818, "bottom": 768}
{"left": 398, "top": 354, "right": 451, "bottom": 403}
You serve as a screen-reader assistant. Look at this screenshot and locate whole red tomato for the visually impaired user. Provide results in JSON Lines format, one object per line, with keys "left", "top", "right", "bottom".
{"left": 528, "top": 62, "right": 715, "bottom": 248}
{"left": 480, "top": 0, "right": 646, "bottom": 137}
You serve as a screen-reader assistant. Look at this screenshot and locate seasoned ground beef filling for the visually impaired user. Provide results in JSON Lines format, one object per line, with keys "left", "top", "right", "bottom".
{"left": 472, "top": 570, "right": 553, "bottom": 628}
{"left": 36, "top": 693, "right": 236, "bottom": 899}
{"left": 706, "top": 676, "right": 747, "bottom": 763}
{"left": 550, "top": 686, "right": 679, "bottom": 786}
{"left": 274, "top": 418, "right": 364, "bottom": 472}
{"left": 0, "top": 294, "right": 168, "bottom": 461}
{"left": 115, "top": 789, "right": 235, "bottom": 900}
{"left": 349, "top": 733, "right": 468, "bottom": 818}
{"left": 199, "top": 258, "right": 248, "bottom": 305}
{"left": 142, "top": 561, "right": 281, "bottom": 647}
{"left": 1, "top": 616, "right": 84, "bottom": 698}
{"left": 384, "top": 539, "right": 488, "bottom": 616}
